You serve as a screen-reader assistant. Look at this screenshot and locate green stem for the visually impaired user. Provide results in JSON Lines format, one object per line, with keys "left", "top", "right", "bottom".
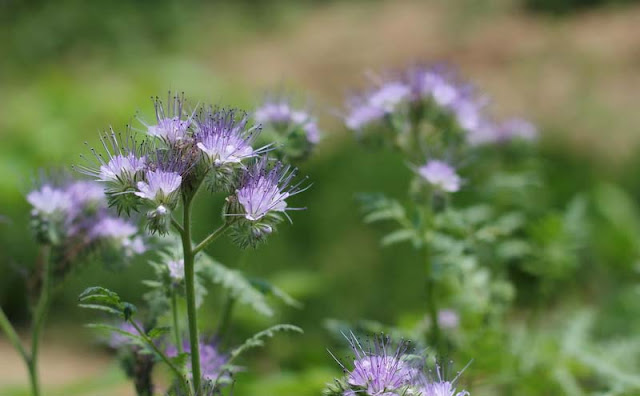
{"left": 129, "top": 320, "right": 189, "bottom": 394}
{"left": 215, "top": 295, "right": 236, "bottom": 346}
{"left": 28, "top": 244, "right": 53, "bottom": 396}
{"left": 181, "top": 197, "right": 201, "bottom": 394}
{"left": 192, "top": 223, "right": 230, "bottom": 255}
{"left": 171, "top": 292, "right": 182, "bottom": 354}
{"left": 0, "top": 307, "right": 29, "bottom": 365}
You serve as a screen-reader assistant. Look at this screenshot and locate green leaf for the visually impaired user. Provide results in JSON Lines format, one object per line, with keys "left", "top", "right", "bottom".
{"left": 147, "top": 326, "right": 172, "bottom": 339}
{"left": 249, "top": 278, "right": 303, "bottom": 309}
{"left": 380, "top": 228, "right": 417, "bottom": 247}
{"left": 229, "top": 324, "right": 303, "bottom": 361}
{"left": 197, "top": 254, "right": 273, "bottom": 316}
{"left": 85, "top": 323, "right": 146, "bottom": 347}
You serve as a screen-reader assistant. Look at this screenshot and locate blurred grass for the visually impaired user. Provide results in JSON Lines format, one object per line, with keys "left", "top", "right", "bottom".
{"left": 2, "top": 0, "right": 640, "bottom": 395}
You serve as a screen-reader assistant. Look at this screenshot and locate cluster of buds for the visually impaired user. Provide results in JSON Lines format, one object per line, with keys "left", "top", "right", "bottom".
{"left": 80, "top": 93, "right": 309, "bottom": 247}
{"left": 254, "top": 94, "right": 321, "bottom": 161}
{"left": 27, "top": 177, "right": 145, "bottom": 277}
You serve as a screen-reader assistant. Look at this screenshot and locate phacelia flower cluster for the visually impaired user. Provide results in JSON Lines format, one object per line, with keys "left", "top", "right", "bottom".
{"left": 418, "top": 160, "right": 462, "bottom": 193}
{"left": 325, "top": 334, "right": 470, "bottom": 396}
{"left": 83, "top": 93, "right": 308, "bottom": 244}
{"left": 344, "top": 65, "right": 536, "bottom": 147}
{"left": 255, "top": 95, "right": 320, "bottom": 160}
{"left": 27, "top": 177, "right": 144, "bottom": 275}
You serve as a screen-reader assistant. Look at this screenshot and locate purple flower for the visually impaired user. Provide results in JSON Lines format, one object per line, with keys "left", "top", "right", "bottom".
{"left": 235, "top": 158, "right": 306, "bottom": 222}
{"left": 437, "top": 309, "right": 460, "bottom": 330}
{"left": 418, "top": 160, "right": 462, "bottom": 193}
{"left": 166, "top": 339, "right": 230, "bottom": 382}
{"left": 255, "top": 98, "right": 321, "bottom": 144}
{"left": 344, "top": 81, "right": 410, "bottom": 132}
{"left": 416, "top": 364, "right": 470, "bottom": 396}
{"left": 98, "top": 153, "right": 147, "bottom": 183}
{"left": 27, "top": 185, "right": 71, "bottom": 215}
{"left": 134, "top": 169, "right": 182, "bottom": 204}
{"left": 167, "top": 259, "right": 184, "bottom": 280}
{"left": 334, "top": 334, "right": 418, "bottom": 395}
{"left": 108, "top": 321, "right": 141, "bottom": 349}
{"left": 91, "top": 216, "right": 145, "bottom": 256}
{"left": 65, "top": 181, "right": 106, "bottom": 207}
{"left": 195, "top": 108, "right": 265, "bottom": 166}
{"left": 140, "top": 93, "right": 192, "bottom": 143}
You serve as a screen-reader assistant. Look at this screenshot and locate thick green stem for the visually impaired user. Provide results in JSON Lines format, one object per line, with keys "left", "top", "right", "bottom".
{"left": 171, "top": 292, "right": 182, "bottom": 354}
{"left": 181, "top": 198, "right": 201, "bottom": 393}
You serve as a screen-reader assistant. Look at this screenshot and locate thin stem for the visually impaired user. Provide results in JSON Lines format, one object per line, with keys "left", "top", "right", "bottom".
{"left": 171, "top": 292, "right": 183, "bottom": 354}
{"left": 129, "top": 320, "right": 189, "bottom": 394}
{"left": 171, "top": 217, "right": 185, "bottom": 235}
{"left": 28, "top": 244, "right": 53, "bottom": 396}
{"left": 181, "top": 196, "right": 201, "bottom": 393}
{"left": 192, "top": 223, "right": 230, "bottom": 255}
{"left": 0, "top": 307, "right": 29, "bottom": 364}
{"left": 215, "top": 295, "right": 236, "bottom": 346}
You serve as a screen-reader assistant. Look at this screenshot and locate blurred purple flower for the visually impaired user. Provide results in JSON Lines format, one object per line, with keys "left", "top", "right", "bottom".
{"left": 108, "top": 321, "right": 142, "bottom": 349}
{"left": 166, "top": 338, "right": 230, "bottom": 381}
{"left": 167, "top": 259, "right": 184, "bottom": 280}
{"left": 27, "top": 185, "right": 71, "bottom": 216}
{"left": 418, "top": 160, "right": 462, "bottom": 193}
{"left": 255, "top": 97, "right": 321, "bottom": 144}
{"left": 438, "top": 309, "right": 460, "bottom": 330}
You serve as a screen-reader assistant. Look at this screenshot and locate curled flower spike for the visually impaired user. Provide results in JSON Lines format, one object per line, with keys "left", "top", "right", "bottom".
{"left": 418, "top": 160, "right": 462, "bottom": 193}
{"left": 139, "top": 92, "right": 193, "bottom": 143}
{"left": 234, "top": 158, "right": 307, "bottom": 222}
{"left": 195, "top": 108, "right": 267, "bottom": 167}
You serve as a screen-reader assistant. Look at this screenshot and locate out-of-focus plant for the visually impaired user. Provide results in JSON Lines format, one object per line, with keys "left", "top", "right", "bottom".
{"left": 340, "top": 64, "right": 536, "bottom": 358}
{"left": 77, "top": 92, "right": 313, "bottom": 395}
{"left": 0, "top": 176, "right": 144, "bottom": 396}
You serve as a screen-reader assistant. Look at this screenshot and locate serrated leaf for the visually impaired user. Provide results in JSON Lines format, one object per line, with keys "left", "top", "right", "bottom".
{"left": 148, "top": 326, "right": 172, "bottom": 339}
{"left": 229, "top": 324, "right": 303, "bottom": 360}
{"left": 85, "top": 323, "right": 146, "bottom": 347}
{"left": 249, "top": 278, "right": 303, "bottom": 309}
{"left": 197, "top": 254, "right": 273, "bottom": 317}
{"left": 78, "top": 304, "right": 123, "bottom": 316}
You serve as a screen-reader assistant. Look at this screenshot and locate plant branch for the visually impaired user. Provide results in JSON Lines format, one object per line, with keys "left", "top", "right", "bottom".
{"left": 192, "top": 223, "right": 231, "bottom": 255}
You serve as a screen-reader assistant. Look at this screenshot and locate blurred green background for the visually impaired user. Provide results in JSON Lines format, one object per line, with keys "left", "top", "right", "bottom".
{"left": 2, "top": 0, "right": 640, "bottom": 395}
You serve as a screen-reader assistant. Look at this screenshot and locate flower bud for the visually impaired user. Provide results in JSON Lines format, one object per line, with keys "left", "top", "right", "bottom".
{"left": 146, "top": 205, "right": 171, "bottom": 235}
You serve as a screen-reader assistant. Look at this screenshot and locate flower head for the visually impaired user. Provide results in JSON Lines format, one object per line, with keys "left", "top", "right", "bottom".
{"left": 140, "top": 93, "right": 192, "bottom": 143}
{"left": 332, "top": 334, "right": 418, "bottom": 396}
{"left": 418, "top": 160, "right": 461, "bottom": 193}
{"left": 135, "top": 169, "right": 182, "bottom": 204}
{"left": 415, "top": 364, "right": 470, "bottom": 396}
{"left": 437, "top": 309, "right": 460, "bottom": 330}
{"left": 167, "top": 259, "right": 184, "bottom": 280}
{"left": 195, "top": 108, "right": 265, "bottom": 166}
{"left": 344, "top": 81, "right": 409, "bottom": 133}
{"left": 90, "top": 216, "right": 145, "bottom": 257}
{"left": 255, "top": 96, "right": 321, "bottom": 145}
{"left": 235, "top": 158, "right": 306, "bottom": 222}
{"left": 27, "top": 184, "right": 71, "bottom": 216}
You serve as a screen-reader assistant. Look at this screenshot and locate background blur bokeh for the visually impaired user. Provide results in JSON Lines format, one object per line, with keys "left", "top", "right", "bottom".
{"left": 2, "top": 0, "right": 640, "bottom": 395}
